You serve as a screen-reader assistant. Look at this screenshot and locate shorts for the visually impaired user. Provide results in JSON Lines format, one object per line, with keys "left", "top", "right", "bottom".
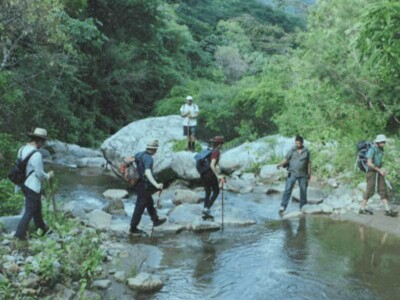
{"left": 183, "top": 126, "right": 196, "bottom": 137}
{"left": 364, "top": 171, "right": 388, "bottom": 200}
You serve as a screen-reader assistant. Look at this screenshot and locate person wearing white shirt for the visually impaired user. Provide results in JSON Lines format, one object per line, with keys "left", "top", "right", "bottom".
{"left": 180, "top": 95, "right": 199, "bottom": 151}
{"left": 14, "top": 128, "right": 54, "bottom": 240}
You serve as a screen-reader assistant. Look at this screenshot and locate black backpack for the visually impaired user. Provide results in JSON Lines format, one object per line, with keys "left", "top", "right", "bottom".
{"left": 8, "top": 149, "right": 38, "bottom": 185}
{"left": 194, "top": 148, "right": 213, "bottom": 175}
{"left": 356, "top": 141, "right": 373, "bottom": 172}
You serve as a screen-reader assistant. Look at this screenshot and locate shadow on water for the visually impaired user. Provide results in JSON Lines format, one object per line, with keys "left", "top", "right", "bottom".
{"left": 55, "top": 167, "right": 400, "bottom": 300}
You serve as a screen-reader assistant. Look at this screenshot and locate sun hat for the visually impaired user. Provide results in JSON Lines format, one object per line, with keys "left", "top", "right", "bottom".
{"left": 186, "top": 95, "right": 193, "bottom": 101}
{"left": 213, "top": 136, "right": 225, "bottom": 144}
{"left": 27, "top": 128, "right": 49, "bottom": 140}
{"left": 146, "top": 139, "right": 159, "bottom": 149}
{"left": 374, "top": 134, "right": 387, "bottom": 143}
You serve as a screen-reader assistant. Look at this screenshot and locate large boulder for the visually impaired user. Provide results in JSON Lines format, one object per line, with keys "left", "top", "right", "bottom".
{"left": 219, "top": 135, "right": 298, "bottom": 173}
{"left": 172, "top": 189, "right": 201, "bottom": 205}
{"left": 170, "top": 152, "right": 200, "bottom": 180}
{"left": 101, "top": 115, "right": 183, "bottom": 176}
{"left": 259, "top": 164, "right": 286, "bottom": 183}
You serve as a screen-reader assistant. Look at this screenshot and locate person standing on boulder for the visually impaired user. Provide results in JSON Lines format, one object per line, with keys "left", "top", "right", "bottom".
{"left": 14, "top": 128, "right": 55, "bottom": 240}
{"left": 201, "top": 136, "right": 225, "bottom": 220}
{"left": 180, "top": 95, "right": 199, "bottom": 152}
{"left": 277, "top": 135, "right": 311, "bottom": 215}
{"left": 129, "top": 139, "right": 167, "bottom": 235}
{"left": 359, "top": 134, "right": 397, "bottom": 217}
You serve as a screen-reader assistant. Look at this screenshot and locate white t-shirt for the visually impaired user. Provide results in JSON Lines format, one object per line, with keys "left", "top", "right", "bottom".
{"left": 180, "top": 103, "right": 199, "bottom": 126}
{"left": 18, "top": 144, "right": 50, "bottom": 193}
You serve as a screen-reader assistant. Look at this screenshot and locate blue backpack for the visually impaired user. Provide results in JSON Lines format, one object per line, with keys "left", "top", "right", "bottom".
{"left": 194, "top": 149, "right": 213, "bottom": 175}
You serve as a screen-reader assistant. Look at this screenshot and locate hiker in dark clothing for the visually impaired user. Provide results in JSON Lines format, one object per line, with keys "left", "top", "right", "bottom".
{"left": 15, "top": 128, "right": 55, "bottom": 240}
{"left": 129, "top": 139, "right": 167, "bottom": 235}
{"left": 277, "top": 135, "right": 311, "bottom": 215}
{"left": 201, "top": 136, "right": 224, "bottom": 218}
{"left": 359, "top": 134, "right": 397, "bottom": 217}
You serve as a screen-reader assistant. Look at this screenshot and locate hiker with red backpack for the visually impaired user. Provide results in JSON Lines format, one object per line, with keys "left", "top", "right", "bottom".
{"left": 359, "top": 134, "right": 397, "bottom": 217}
{"left": 129, "top": 139, "right": 167, "bottom": 236}
{"left": 195, "top": 136, "right": 225, "bottom": 220}
{"left": 13, "top": 128, "right": 55, "bottom": 240}
{"left": 180, "top": 95, "right": 199, "bottom": 152}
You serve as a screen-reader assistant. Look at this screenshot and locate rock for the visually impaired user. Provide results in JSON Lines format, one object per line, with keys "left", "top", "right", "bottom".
{"left": 225, "top": 178, "right": 253, "bottom": 193}
{"left": 3, "top": 262, "right": 19, "bottom": 274}
{"left": 127, "top": 273, "right": 164, "bottom": 292}
{"left": 77, "top": 157, "right": 107, "bottom": 168}
{"left": 171, "top": 151, "right": 200, "bottom": 180}
{"left": 104, "top": 198, "right": 126, "bottom": 216}
{"left": 219, "top": 135, "right": 298, "bottom": 173}
{"left": 0, "top": 273, "right": 9, "bottom": 284}
{"left": 86, "top": 209, "right": 112, "bottom": 229}
{"left": 241, "top": 173, "right": 257, "bottom": 184}
{"left": 252, "top": 185, "right": 270, "bottom": 194}
{"left": 92, "top": 280, "right": 112, "bottom": 289}
{"left": 282, "top": 211, "right": 304, "bottom": 219}
{"left": 259, "top": 165, "right": 285, "bottom": 183}
{"left": 114, "top": 271, "right": 126, "bottom": 283}
{"left": 63, "top": 198, "right": 103, "bottom": 214}
{"left": 22, "top": 275, "right": 41, "bottom": 288}
{"left": 192, "top": 220, "right": 221, "bottom": 232}
{"left": 301, "top": 205, "right": 323, "bottom": 214}
{"left": 168, "top": 204, "right": 203, "bottom": 227}
{"left": 72, "top": 290, "right": 101, "bottom": 300}
{"left": 326, "top": 178, "right": 339, "bottom": 188}
{"left": 55, "top": 284, "right": 75, "bottom": 300}
{"left": 145, "top": 223, "right": 187, "bottom": 235}
{"left": 172, "top": 189, "right": 201, "bottom": 205}
{"left": 0, "top": 216, "right": 22, "bottom": 233}
{"left": 103, "top": 189, "right": 129, "bottom": 200}
{"left": 22, "top": 288, "right": 37, "bottom": 296}
{"left": 292, "top": 187, "right": 324, "bottom": 204}
{"left": 222, "top": 216, "right": 256, "bottom": 226}
{"left": 357, "top": 182, "right": 367, "bottom": 193}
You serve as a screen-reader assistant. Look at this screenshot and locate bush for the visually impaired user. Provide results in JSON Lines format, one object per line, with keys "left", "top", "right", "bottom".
{"left": 0, "top": 180, "right": 24, "bottom": 216}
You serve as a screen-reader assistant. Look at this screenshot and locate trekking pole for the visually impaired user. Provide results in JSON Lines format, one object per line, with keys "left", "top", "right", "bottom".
{"left": 221, "top": 178, "right": 225, "bottom": 231}
{"left": 49, "top": 178, "right": 58, "bottom": 222}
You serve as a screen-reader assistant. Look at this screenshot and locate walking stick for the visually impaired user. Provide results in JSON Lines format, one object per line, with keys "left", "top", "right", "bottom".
{"left": 151, "top": 190, "right": 163, "bottom": 237}
{"left": 221, "top": 178, "right": 225, "bottom": 231}
{"left": 49, "top": 178, "right": 58, "bottom": 222}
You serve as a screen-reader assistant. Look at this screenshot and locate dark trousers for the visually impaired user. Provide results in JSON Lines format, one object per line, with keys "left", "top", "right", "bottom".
{"left": 201, "top": 169, "right": 220, "bottom": 209}
{"left": 280, "top": 175, "right": 308, "bottom": 210}
{"left": 15, "top": 185, "right": 47, "bottom": 239}
{"left": 130, "top": 181, "right": 158, "bottom": 230}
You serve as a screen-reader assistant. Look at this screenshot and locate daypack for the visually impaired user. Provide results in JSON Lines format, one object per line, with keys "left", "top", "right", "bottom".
{"left": 194, "top": 148, "right": 213, "bottom": 175}
{"left": 8, "top": 149, "right": 38, "bottom": 185}
{"left": 119, "top": 152, "right": 145, "bottom": 187}
{"left": 356, "top": 141, "right": 373, "bottom": 172}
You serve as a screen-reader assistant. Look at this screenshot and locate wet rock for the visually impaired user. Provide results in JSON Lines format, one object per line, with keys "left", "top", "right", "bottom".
{"left": 146, "top": 223, "right": 187, "bottom": 235}
{"left": 127, "top": 272, "right": 164, "bottom": 292}
{"left": 192, "top": 220, "right": 221, "bottom": 232}
{"left": 168, "top": 203, "right": 202, "bottom": 227}
{"left": 282, "top": 211, "right": 304, "bottom": 219}
{"left": 222, "top": 216, "right": 256, "bottom": 226}
{"left": 104, "top": 198, "right": 126, "bottom": 216}
{"left": 114, "top": 271, "right": 126, "bottom": 283}
{"left": 292, "top": 187, "right": 324, "bottom": 204}
{"left": 92, "top": 279, "right": 112, "bottom": 289}
{"left": 172, "top": 189, "right": 201, "bottom": 205}
{"left": 86, "top": 209, "right": 112, "bottom": 229}
{"left": 302, "top": 203, "right": 333, "bottom": 215}
{"left": 0, "top": 216, "right": 22, "bottom": 233}
{"left": 103, "top": 189, "right": 129, "bottom": 200}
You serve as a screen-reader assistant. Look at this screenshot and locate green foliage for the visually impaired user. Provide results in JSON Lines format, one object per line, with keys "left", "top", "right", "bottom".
{"left": 172, "top": 139, "right": 201, "bottom": 152}
{"left": 0, "top": 180, "right": 24, "bottom": 216}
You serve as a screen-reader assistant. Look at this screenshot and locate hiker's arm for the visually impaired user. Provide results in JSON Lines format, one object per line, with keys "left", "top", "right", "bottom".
{"left": 210, "top": 158, "right": 218, "bottom": 176}
{"left": 31, "top": 153, "right": 53, "bottom": 181}
{"left": 367, "top": 158, "right": 385, "bottom": 176}
{"left": 307, "top": 161, "right": 311, "bottom": 179}
{"left": 180, "top": 106, "right": 189, "bottom": 117}
{"left": 277, "top": 159, "right": 289, "bottom": 169}
{"left": 144, "top": 169, "right": 163, "bottom": 189}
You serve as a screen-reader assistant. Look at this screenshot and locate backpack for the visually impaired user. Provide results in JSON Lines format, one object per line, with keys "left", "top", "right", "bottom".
{"left": 194, "top": 149, "right": 213, "bottom": 175}
{"left": 119, "top": 152, "right": 145, "bottom": 187}
{"left": 356, "top": 141, "right": 373, "bottom": 172}
{"left": 8, "top": 149, "right": 38, "bottom": 185}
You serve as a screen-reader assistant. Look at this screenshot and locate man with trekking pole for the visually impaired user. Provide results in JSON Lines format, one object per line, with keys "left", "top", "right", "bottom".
{"left": 14, "top": 128, "right": 55, "bottom": 240}
{"left": 359, "top": 134, "right": 397, "bottom": 217}
{"left": 180, "top": 95, "right": 199, "bottom": 152}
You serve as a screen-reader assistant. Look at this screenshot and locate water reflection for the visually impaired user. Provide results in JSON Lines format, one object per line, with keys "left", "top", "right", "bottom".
{"left": 193, "top": 236, "right": 217, "bottom": 284}
{"left": 282, "top": 216, "right": 308, "bottom": 263}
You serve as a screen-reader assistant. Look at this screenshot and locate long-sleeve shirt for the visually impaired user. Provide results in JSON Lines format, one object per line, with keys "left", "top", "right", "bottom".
{"left": 18, "top": 144, "right": 50, "bottom": 193}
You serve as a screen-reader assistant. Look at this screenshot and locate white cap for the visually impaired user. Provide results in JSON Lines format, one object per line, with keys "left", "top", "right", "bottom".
{"left": 186, "top": 95, "right": 193, "bottom": 101}
{"left": 374, "top": 134, "right": 387, "bottom": 143}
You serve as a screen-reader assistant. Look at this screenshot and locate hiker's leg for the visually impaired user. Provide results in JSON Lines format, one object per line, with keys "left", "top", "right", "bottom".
{"left": 202, "top": 171, "right": 213, "bottom": 209}
{"left": 15, "top": 186, "right": 37, "bottom": 239}
{"left": 208, "top": 174, "right": 220, "bottom": 209}
{"left": 184, "top": 126, "right": 190, "bottom": 150}
{"left": 190, "top": 126, "right": 196, "bottom": 151}
{"left": 298, "top": 176, "right": 308, "bottom": 209}
{"left": 362, "top": 171, "right": 376, "bottom": 209}
{"left": 130, "top": 183, "right": 147, "bottom": 230}
{"left": 280, "top": 175, "right": 297, "bottom": 210}
{"left": 32, "top": 196, "right": 47, "bottom": 234}
{"left": 145, "top": 193, "right": 158, "bottom": 221}
{"left": 377, "top": 174, "right": 390, "bottom": 210}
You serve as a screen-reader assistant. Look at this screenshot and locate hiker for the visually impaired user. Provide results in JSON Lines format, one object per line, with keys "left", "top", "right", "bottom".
{"left": 277, "top": 135, "right": 311, "bottom": 214}
{"left": 129, "top": 139, "right": 167, "bottom": 235}
{"left": 201, "top": 136, "right": 225, "bottom": 219}
{"left": 14, "top": 128, "right": 54, "bottom": 240}
{"left": 359, "top": 134, "right": 397, "bottom": 217}
{"left": 180, "top": 95, "right": 199, "bottom": 151}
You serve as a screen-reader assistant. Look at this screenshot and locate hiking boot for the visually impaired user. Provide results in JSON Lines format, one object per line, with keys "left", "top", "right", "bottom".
{"left": 129, "top": 228, "right": 147, "bottom": 236}
{"left": 278, "top": 207, "right": 285, "bottom": 216}
{"left": 385, "top": 209, "right": 398, "bottom": 217}
{"left": 359, "top": 209, "right": 373, "bottom": 215}
{"left": 153, "top": 217, "right": 167, "bottom": 227}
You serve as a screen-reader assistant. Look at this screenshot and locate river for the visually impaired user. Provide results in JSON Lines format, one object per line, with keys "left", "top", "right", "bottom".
{"left": 56, "top": 167, "right": 400, "bottom": 300}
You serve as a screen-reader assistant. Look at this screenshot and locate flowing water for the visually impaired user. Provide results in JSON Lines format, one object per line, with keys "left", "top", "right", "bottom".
{"left": 56, "top": 167, "right": 400, "bottom": 300}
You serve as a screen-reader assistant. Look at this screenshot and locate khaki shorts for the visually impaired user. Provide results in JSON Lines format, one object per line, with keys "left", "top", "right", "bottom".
{"left": 364, "top": 171, "right": 388, "bottom": 200}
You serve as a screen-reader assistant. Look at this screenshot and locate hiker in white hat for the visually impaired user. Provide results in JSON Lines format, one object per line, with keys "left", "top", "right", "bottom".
{"left": 14, "top": 128, "right": 55, "bottom": 240}
{"left": 180, "top": 95, "right": 199, "bottom": 152}
{"left": 359, "top": 134, "right": 397, "bottom": 217}
{"left": 129, "top": 139, "right": 167, "bottom": 236}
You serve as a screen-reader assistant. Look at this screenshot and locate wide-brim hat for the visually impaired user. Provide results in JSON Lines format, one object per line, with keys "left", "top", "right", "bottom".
{"left": 27, "top": 128, "right": 49, "bottom": 140}
{"left": 146, "top": 139, "right": 159, "bottom": 149}
{"left": 186, "top": 95, "right": 193, "bottom": 101}
{"left": 374, "top": 134, "right": 387, "bottom": 143}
